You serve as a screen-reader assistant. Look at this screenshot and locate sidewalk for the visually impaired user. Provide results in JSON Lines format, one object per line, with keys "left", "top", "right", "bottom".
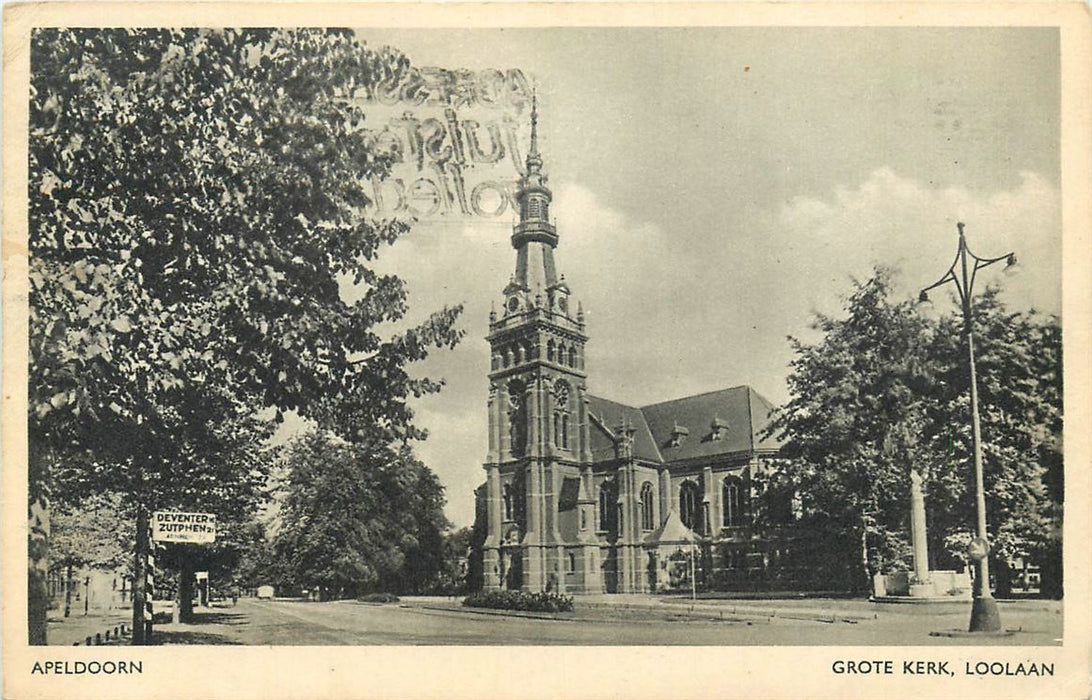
{"left": 398, "top": 600, "right": 768, "bottom": 625}
{"left": 397, "top": 595, "right": 859, "bottom": 625}
{"left": 47, "top": 609, "right": 131, "bottom": 646}
{"left": 397, "top": 594, "right": 1062, "bottom": 627}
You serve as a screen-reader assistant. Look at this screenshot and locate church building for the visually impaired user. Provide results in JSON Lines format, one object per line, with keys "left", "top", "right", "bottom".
{"left": 478, "top": 102, "right": 784, "bottom": 594}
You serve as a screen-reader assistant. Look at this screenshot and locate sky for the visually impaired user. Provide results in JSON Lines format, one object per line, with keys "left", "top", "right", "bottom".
{"left": 331, "top": 27, "right": 1060, "bottom": 528}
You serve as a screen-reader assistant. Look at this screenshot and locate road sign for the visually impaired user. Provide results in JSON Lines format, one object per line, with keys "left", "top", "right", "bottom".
{"left": 152, "top": 511, "right": 217, "bottom": 543}
{"left": 967, "top": 537, "right": 990, "bottom": 561}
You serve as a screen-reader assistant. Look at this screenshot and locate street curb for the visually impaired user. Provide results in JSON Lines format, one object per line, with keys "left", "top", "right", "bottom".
{"left": 579, "top": 600, "right": 875, "bottom": 623}
{"left": 403, "top": 603, "right": 768, "bottom": 626}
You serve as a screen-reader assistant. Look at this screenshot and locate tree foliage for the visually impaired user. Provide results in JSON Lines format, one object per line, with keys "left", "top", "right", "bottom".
{"left": 271, "top": 430, "right": 449, "bottom": 599}
{"left": 50, "top": 491, "right": 132, "bottom": 572}
{"left": 29, "top": 27, "right": 462, "bottom": 507}
{"left": 766, "top": 269, "right": 933, "bottom": 588}
{"left": 922, "top": 289, "right": 1061, "bottom": 590}
{"left": 765, "top": 268, "right": 1061, "bottom": 593}
{"left": 27, "top": 28, "right": 464, "bottom": 638}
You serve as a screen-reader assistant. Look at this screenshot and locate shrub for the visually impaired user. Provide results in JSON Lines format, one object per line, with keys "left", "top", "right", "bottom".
{"left": 463, "top": 590, "right": 574, "bottom": 613}
{"left": 357, "top": 592, "right": 400, "bottom": 603}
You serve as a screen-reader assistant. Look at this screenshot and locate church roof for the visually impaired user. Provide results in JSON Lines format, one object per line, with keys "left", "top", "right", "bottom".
{"left": 642, "top": 385, "right": 780, "bottom": 462}
{"left": 586, "top": 386, "right": 780, "bottom": 466}
{"left": 586, "top": 395, "right": 662, "bottom": 463}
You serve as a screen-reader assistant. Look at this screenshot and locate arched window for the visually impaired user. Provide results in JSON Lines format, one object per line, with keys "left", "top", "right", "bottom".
{"left": 640, "top": 482, "right": 655, "bottom": 531}
{"left": 568, "top": 347, "right": 577, "bottom": 367}
{"left": 598, "top": 481, "right": 616, "bottom": 531}
{"left": 679, "top": 481, "right": 700, "bottom": 531}
{"left": 507, "top": 380, "right": 526, "bottom": 456}
{"left": 515, "top": 344, "right": 524, "bottom": 364}
{"left": 553, "top": 380, "right": 571, "bottom": 450}
{"left": 723, "top": 476, "right": 744, "bottom": 527}
{"left": 503, "top": 483, "right": 514, "bottom": 521}
{"left": 547, "top": 339, "right": 555, "bottom": 363}
{"left": 503, "top": 348, "right": 512, "bottom": 368}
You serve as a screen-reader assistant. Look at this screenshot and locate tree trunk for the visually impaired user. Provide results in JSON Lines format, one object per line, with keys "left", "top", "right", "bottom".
{"left": 1039, "top": 541, "right": 1063, "bottom": 599}
{"left": 177, "top": 557, "right": 195, "bottom": 623}
{"left": 994, "top": 557, "right": 1013, "bottom": 598}
{"left": 28, "top": 496, "right": 50, "bottom": 645}
{"left": 64, "top": 564, "right": 73, "bottom": 618}
{"left": 27, "top": 440, "right": 50, "bottom": 646}
{"left": 858, "top": 517, "right": 872, "bottom": 593}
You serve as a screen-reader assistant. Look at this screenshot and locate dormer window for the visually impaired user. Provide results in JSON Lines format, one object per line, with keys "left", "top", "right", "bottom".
{"left": 669, "top": 422, "right": 689, "bottom": 448}
{"left": 710, "top": 415, "right": 729, "bottom": 441}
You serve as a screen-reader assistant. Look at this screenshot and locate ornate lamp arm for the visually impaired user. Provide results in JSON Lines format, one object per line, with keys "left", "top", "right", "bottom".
{"left": 919, "top": 222, "right": 1015, "bottom": 308}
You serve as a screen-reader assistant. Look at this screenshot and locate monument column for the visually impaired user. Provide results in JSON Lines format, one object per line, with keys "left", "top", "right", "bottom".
{"left": 909, "top": 470, "right": 934, "bottom": 596}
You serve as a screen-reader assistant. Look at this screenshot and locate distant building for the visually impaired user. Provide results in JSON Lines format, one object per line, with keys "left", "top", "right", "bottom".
{"left": 476, "top": 103, "right": 789, "bottom": 594}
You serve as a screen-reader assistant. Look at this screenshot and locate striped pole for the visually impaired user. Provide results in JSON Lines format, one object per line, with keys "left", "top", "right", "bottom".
{"left": 145, "top": 534, "right": 156, "bottom": 642}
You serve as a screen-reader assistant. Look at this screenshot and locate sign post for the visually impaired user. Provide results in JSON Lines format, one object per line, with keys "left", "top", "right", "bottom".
{"left": 152, "top": 512, "right": 217, "bottom": 625}
{"left": 152, "top": 511, "right": 217, "bottom": 544}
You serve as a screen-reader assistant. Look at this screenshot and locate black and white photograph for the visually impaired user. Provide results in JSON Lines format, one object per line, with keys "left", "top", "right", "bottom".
{"left": 3, "top": 4, "right": 1090, "bottom": 699}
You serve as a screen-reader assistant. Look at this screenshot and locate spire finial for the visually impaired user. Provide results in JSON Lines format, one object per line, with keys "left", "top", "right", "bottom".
{"left": 530, "top": 87, "right": 539, "bottom": 157}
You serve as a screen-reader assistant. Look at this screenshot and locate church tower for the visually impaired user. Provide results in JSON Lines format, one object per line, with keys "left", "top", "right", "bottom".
{"left": 482, "top": 97, "right": 601, "bottom": 593}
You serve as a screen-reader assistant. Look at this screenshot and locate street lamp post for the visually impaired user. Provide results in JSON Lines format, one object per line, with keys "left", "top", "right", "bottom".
{"left": 920, "top": 221, "right": 1016, "bottom": 633}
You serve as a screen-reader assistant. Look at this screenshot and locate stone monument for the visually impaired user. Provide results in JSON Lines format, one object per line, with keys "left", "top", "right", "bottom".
{"left": 872, "top": 469, "right": 972, "bottom": 603}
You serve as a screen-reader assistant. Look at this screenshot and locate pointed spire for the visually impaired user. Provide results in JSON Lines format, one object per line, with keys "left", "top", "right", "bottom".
{"left": 524, "top": 86, "right": 543, "bottom": 176}
{"left": 529, "top": 87, "right": 539, "bottom": 159}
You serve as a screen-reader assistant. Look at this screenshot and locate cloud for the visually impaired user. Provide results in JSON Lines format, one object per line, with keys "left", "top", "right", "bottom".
{"left": 373, "top": 169, "right": 1059, "bottom": 527}
{"left": 773, "top": 168, "right": 1060, "bottom": 316}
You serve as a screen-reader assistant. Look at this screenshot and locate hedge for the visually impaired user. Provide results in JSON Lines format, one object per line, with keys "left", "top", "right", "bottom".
{"left": 463, "top": 590, "right": 574, "bottom": 613}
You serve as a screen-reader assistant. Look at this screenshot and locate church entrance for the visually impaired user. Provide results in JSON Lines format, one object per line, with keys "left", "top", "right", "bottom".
{"left": 500, "top": 548, "right": 522, "bottom": 590}
{"left": 646, "top": 550, "right": 658, "bottom": 593}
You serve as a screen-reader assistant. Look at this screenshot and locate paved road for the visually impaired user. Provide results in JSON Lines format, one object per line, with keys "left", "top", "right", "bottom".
{"left": 144, "top": 598, "right": 1062, "bottom": 646}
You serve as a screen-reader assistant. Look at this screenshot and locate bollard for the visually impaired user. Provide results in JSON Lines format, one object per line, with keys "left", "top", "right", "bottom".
{"left": 86, "top": 636, "right": 92, "bottom": 646}
{"left": 121, "top": 624, "right": 128, "bottom": 636}
{"left": 95, "top": 633, "right": 102, "bottom": 644}
{"left": 105, "top": 630, "right": 111, "bottom": 640}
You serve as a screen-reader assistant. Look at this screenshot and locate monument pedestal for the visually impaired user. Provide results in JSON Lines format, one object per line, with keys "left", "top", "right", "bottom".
{"left": 872, "top": 569, "right": 972, "bottom": 603}
{"left": 909, "top": 582, "right": 937, "bottom": 598}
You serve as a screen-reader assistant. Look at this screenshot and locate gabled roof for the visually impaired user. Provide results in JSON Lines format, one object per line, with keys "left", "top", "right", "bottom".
{"left": 586, "top": 395, "right": 662, "bottom": 463}
{"left": 586, "top": 386, "right": 780, "bottom": 466}
{"left": 641, "top": 385, "right": 780, "bottom": 463}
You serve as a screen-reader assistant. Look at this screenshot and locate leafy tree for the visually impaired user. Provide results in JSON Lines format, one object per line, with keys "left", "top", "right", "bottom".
{"left": 433, "top": 527, "right": 475, "bottom": 595}
{"left": 28, "top": 28, "right": 462, "bottom": 641}
{"left": 49, "top": 492, "right": 132, "bottom": 617}
{"left": 765, "top": 268, "right": 937, "bottom": 591}
{"left": 922, "top": 289, "right": 1061, "bottom": 595}
{"left": 765, "top": 269, "right": 1062, "bottom": 597}
{"left": 230, "top": 521, "right": 284, "bottom": 593}
{"left": 272, "top": 431, "right": 449, "bottom": 600}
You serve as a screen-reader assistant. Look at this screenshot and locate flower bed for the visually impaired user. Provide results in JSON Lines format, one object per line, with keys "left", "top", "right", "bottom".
{"left": 463, "top": 590, "right": 574, "bottom": 613}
